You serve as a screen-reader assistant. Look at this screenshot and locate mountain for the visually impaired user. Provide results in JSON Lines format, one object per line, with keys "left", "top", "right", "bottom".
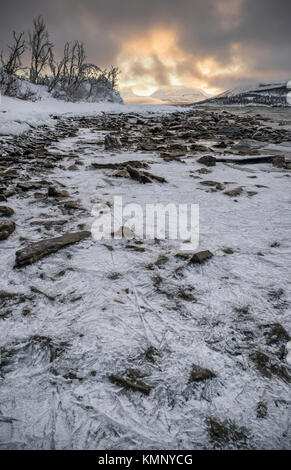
{"left": 197, "top": 80, "right": 291, "bottom": 107}
{"left": 152, "top": 86, "right": 207, "bottom": 104}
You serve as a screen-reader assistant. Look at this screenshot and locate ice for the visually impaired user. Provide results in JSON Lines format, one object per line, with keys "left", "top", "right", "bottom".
{"left": 0, "top": 105, "right": 290, "bottom": 450}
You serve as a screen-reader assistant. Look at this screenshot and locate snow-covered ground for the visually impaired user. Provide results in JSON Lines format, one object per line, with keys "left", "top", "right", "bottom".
{"left": 0, "top": 95, "right": 183, "bottom": 136}
{"left": 0, "top": 102, "right": 290, "bottom": 450}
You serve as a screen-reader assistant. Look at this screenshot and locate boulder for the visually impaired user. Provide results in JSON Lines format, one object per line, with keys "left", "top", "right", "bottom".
{"left": 0, "top": 206, "right": 14, "bottom": 217}
{"left": 14, "top": 231, "right": 90, "bottom": 268}
{"left": 224, "top": 186, "right": 244, "bottom": 197}
{"left": 189, "top": 364, "right": 216, "bottom": 382}
{"left": 197, "top": 155, "right": 216, "bottom": 167}
{"left": 190, "top": 250, "right": 213, "bottom": 264}
{"left": 48, "top": 187, "right": 69, "bottom": 198}
{"left": 0, "top": 220, "right": 15, "bottom": 240}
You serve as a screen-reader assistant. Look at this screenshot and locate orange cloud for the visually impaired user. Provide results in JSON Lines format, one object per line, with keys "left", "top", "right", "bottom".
{"left": 117, "top": 27, "right": 244, "bottom": 96}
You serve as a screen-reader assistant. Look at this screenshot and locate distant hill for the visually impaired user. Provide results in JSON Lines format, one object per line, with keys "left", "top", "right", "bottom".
{"left": 197, "top": 80, "right": 291, "bottom": 107}
{"left": 152, "top": 86, "right": 207, "bottom": 104}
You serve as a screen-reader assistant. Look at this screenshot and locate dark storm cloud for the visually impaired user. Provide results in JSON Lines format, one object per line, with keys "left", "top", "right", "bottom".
{"left": 0, "top": 0, "right": 290, "bottom": 90}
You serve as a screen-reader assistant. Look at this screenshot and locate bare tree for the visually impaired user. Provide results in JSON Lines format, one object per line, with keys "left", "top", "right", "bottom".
{"left": 67, "top": 41, "right": 86, "bottom": 85}
{"left": 29, "top": 15, "right": 53, "bottom": 83}
{"left": 107, "top": 66, "right": 120, "bottom": 90}
{"left": 48, "top": 40, "right": 103, "bottom": 99}
{"left": 35, "top": 28, "right": 120, "bottom": 102}
{"left": 47, "top": 42, "right": 70, "bottom": 92}
{"left": 0, "top": 31, "right": 26, "bottom": 76}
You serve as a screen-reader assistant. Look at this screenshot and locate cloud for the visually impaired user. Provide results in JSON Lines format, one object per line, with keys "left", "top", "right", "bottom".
{"left": 0, "top": 0, "right": 290, "bottom": 94}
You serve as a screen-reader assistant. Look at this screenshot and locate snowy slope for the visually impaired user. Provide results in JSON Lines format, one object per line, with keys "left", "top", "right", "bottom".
{"left": 199, "top": 80, "right": 291, "bottom": 107}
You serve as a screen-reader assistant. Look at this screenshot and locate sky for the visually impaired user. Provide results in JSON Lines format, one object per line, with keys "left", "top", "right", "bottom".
{"left": 0, "top": 0, "right": 290, "bottom": 96}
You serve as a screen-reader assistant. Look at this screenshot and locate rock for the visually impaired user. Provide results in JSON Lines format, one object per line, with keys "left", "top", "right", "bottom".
{"left": 175, "top": 252, "right": 192, "bottom": 260}
{"left": 168, "top": 142, "right": 188, "bottom": 153}
{"left": 149, "top": 124, "right": 164, "bottom": 134}
{"left": 154, "top": 255, "right": 169, "bottom": 267}
{"left": 30, "top": 219, "right": 68, "bottom": 230}
{"left": 63, "top": 201, "right": 85, "bottom": 211}
{"left": 217, "top": 156, "right": 277, "bottom": 165}
{"left": 14, "top": 231, "right": 90, "bottom": 268}
{"left": 231, "top": 139, "right": 264, "bottom": 152}
{"left": 48, "top": 187, "right": 69, "bottom": 198}
{"left": 189, "top": 364, "right": 216, "bottom": 382}
{"left": 126, "top": 166, "right": 167, "bottom": 184}
{"left": 272, "top": 155, "right": 286, "bottom": 168}
{"left": 224, "top": 186, "right": 244, "bottom": 197}
{"left": 190, "top": 250, "right": 213, "bottom": 264}
{"left": 196, "top": 168, "right": 212, "bottom": 174}
{"left": 143, "top": 170, "right": 167, "bottom": 183}
{"left": 160, "top": 151, "right": 185, "bottom": 161}
{"left": 104, "top": 134, "right": 122, "bottom": 150}
{"left": 256, "top": 401, "right": 268, "bottom": 419}
{"left": 0, "top": 290, "right": 26, "bottom": 302}
{"left": 144, "top": 346, "right": 159, "bottom": 363}
{"left": 30, "top": 285, "right": 56, "bottom": 301}
{"left": 190, "top": 144, "right": 209, "bottom": 152}
{"left": 197, "top": 155, "right": 216, "bottom": 167}
{"left": 250, "top": 350, "right": 291, "bottom": 382}
{"left": 0, "top": 220, "right": 15, "bottom": 240}
{"left": 213, "top": 141, "right": 227, "bottom": 149}
{"left": 16, "top": 182, "right": 41, "bottom": 192}
{"left": 262, "top": 323, "right": 290, "bottom": 346}
{"left": 200, "top": 180, "right": 225, "bottom": 191}
{"left": 178, "top": 287, "right": 197, "bottom": 302}
{"left": 219, "top": 126, "right": 241, "bottom": 137}
{"left": 126, "top": 166, "right": 152, "bottom": 183}
{"left": 92, "top": 161, "right": 148, "bottom": 170}
{"left": 109, "top": 374, "right": 151, "bottom": 395}
{"left": 114, "top": 169, "right": 130, "bottom": 178}
{"left": 0, "top": 206, "right": 14, "bottom": 217}
{"left": 222, "top": 247, "right": 234, "bottom": 255}
{"left": 206, "top": 418, "right": 248, "bottom": 447}
{"left": 125, "top": 244, "right": 145, "bottom": 252}
{"left": 141, "top": 142, "right": 156, "bottom": 151}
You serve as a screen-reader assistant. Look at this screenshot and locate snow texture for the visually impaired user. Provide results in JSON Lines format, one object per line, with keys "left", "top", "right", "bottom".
{"left": 0, "top": 103, "right": 290, "bottom": 450}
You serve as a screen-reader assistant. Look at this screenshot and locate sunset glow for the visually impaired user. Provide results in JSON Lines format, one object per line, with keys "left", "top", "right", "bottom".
{"left": 117, "top": 28, "right": 226, "bottom": 97}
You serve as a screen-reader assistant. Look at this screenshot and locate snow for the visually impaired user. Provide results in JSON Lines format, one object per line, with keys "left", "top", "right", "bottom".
{"left": 0, "top": 105, "right": 290, "bottom": 450}
{"left": 217, "top": 80, "right": 289, "bottom": 99}
{"left": 0, "top": 95, "right": 184, "bottom": 137}
{"left": 199, "top": 80, "right": 291, "bottom": 107}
